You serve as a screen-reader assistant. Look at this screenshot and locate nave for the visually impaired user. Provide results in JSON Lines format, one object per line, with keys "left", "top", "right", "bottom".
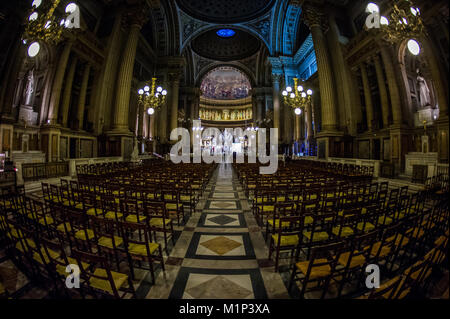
{"left": 1, "top": 161, "right": 448, "bottom": 299}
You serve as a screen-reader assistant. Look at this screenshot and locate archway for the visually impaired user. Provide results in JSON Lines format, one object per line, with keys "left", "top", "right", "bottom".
{"left": 198, "top": 66, "right": 255, "bottom": 155}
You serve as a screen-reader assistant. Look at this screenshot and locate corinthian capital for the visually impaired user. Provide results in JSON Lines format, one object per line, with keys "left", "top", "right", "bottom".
{"left": 302, "top": 3, "right": 328, "bottom": 32}
{"left": 123, "top": 3, "right": 150, "bottom": 29}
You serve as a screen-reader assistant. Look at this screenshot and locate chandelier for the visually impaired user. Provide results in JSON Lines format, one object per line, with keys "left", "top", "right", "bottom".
{"left": 282, "top": 78, "right": 313, "bottom": 115}
{"left": 365, "top": 1, "right": 426, "bottom": 54}
{"left": 138, "top": 78, "right": 167, "bottom": 115}
{"left": 23, "top": 0, "right": 80, "bottom": 58}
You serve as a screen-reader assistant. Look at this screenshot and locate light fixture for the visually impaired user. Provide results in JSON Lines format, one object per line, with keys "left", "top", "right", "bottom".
{"left": 366, "top": 2, "right": 379, "bottom": 14}
{"left": 365, "top": 0, "right": 426, "bottom": 46}
{"left": 283, "top": 78, "right": 313, "bottom": 115}
{"left": 32, "top": 0, "right": 42, "bottom": 8}
{"left": 407, "top": 39, "right": 420, "bottom": 55}
{"left": 27, "top": 42, "right": 40, "bottom": 58}
{"left": 23, "top": 0, "right": 80, "bottom": 58}
{"left": 138, "top": 78, "right": 167, "bottom": 114}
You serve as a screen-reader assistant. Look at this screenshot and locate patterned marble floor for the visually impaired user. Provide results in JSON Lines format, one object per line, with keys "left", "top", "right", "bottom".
{"left": 146, "top": 163, "right": 291, "bottom": 299}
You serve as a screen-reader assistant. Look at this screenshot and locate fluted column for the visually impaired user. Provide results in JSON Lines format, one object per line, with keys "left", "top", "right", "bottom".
{"left": 306, "top": 100, "right": 313, "bottom": 141}
{"left": 48, "top": 41, "right": 73, "bottom": 124}
{"left": 421, "top": 38, "right": 448, "bottom": 117}
{"left": 60, "top": 56, "right": 78, "bottom": 127}
{"left": 272, "top": 74, "right": 282, "bottom": 132}
{"left": 295, "top": 113, "right": 301, "bottom": 141}
{"left": 111, "top": 12, "right": 146, "bottom": 133}
{"left": 304, "top": 5, "right": 338, "bottom": 133}
{"left": 373, "top": 54, "right": 390, "bottom": 128}
{"left": 137, "top": 98, "right": 144, "bottom": 137}
{"left": 169, "top": 72, "right": 181, "bottom": 133}
{"left": 256, "top": 95, "right": 264, "bottom": 124}
{"left": 380, "top": 45, "right": 402, "bottom": 126}
{"left": 77, "top": 63, "right": 91, "bottom": 130}
{"left": 360, "top": 62, "right": 374, "bottom": 132}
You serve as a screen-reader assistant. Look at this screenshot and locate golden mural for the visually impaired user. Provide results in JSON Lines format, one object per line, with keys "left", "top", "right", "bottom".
{"left": 199, "top": 107, "right": 253, "bottom": 121}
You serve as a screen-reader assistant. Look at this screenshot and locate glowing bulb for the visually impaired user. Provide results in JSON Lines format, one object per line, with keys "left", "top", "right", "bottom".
{"left": 32, "top": 0, "right": 42, "bottom": 8}
{"left": 144, "top": 86, "right": 150, "bottom": 92}
{"left": 22, "top": 39, "right": 27, "bottom": 44}
{"left": 294, "top": 108, "right": 302, "bottom": 115}
{"left": 290, "top": 93, "right": 295, "bottom": 99}
{"left": 156, "top": 86, "right": 163, "bottom": 93}
{"left": 138, "top": 89, "right": 144, "bottom": 95}
{"left": 297, "top": 85, "right": 303, "bottom": 92}
{"left": 403, "top": 18, "right": 408, "bottom": 24}
{"left": 27, "top": 42, "right": 40, "bottom": 58}
{"left": 301, "top": 92, "right": 307, "bottom": 98}
{"left": 410, "top": 7, "right": 417, "bottom": 16}
{"left": 366, "top": 3, "right": 379, "bottom": 14}
{"left": 307, "top": 89, "right": 313, "bottom": 95}
{"left": 155, "top": 93, "right": 160, "bottom": 98}
{"left": 29, "top": 12, "right": 38, "bottom": 21}
{"left": 60, "top": 19, "right": 65, "bottom": 26}
{"left": 407, "top": 39, "right": 420, "bottom": 56}
{"left": 147, "top": 108, "right": 155, "bottom": 115}
{"left": 66, "top": 3, "right": 77, "bottom": 13}
{"left": 380, "top": 16, "right": 389, "bottom": 25}
{"left": 286, "top": 86, "right": 292, "bottom": 93}
{"left": 44, "top": 21, "right": 51, "bottom": 29}
{"left": 282, "top": 91, "right": 288, "bottom": 96}
{"left": 162, "top": 90, "right": 167, "bottom": 96}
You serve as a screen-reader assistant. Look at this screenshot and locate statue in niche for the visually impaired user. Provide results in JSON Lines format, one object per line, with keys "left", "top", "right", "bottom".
{"left": 23, "top": 69, "right": 35, "bottom": 106}
{"left": 416, "top": 69, "right": 431, "bottom": 108}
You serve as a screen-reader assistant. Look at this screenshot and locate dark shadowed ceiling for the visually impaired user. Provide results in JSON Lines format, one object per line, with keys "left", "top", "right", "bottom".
{"left": 191, "top": 29, "right": 261, "bottom": 62}
{"left": 175, "top": 0, "right": 276, "bottom": 23}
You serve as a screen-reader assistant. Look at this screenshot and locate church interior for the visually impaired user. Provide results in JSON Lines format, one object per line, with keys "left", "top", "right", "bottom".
{"left": 0, "top": 0, "right": 448, "bottom": 300}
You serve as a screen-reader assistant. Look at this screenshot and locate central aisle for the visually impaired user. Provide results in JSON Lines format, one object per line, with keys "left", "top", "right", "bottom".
{"left": 146, "top": 164, "right": 290, "bottom": 299}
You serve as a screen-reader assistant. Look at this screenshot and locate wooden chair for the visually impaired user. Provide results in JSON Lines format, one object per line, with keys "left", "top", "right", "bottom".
{"left": 119, "top": 221, "right": 165, "bottom": 284}
{"left": 71, "top": 248, "right": 136, "bottom": 299}
{"left": 289, "top": 241, "right": 344, "bottom": 299}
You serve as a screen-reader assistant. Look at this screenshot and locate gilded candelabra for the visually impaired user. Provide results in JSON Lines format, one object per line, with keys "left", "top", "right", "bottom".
{"left": 138, "top": 78, "right": 167, "bottom": 115}
{"left": 23, "top": 0, "right": 79, "bottom": 57}
{"left": 282, "top": 78, "right": 313, "bottom": 115}
{"left": 366, "top": 0, "right": 426, "bottom": 45}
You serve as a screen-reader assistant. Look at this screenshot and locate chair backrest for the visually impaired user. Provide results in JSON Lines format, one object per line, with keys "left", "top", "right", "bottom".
{"left": 366, "top": 276, "right": 402, "bottom": 299}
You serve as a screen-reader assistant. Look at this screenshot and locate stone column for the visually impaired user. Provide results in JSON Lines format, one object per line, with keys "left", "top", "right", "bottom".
{"left": 94, "top": 9, "right": 123, "bottom": 135}
{"left": 271, "top": 74, "right": 282, "bottom": 133}
{"left": 77, "top": 63, "right": 91, "bottom": 130}
{"left": 306, "top": 100, "right": 313, "bottom": 141}
{"left": 256, "top": 94, "right": 264, "bottom": 124}
{"left": 60, "top": 56, "right": 78, "bottom": 127}
{"left": 159, "top": 99, "right": 168, "bottom": 142}
{"left": 111, "top": 12, "right": 146, "bottom": 133}
{"left": 380, "top": 45, "right": 402, "bottom": 126}
{"left": 360, "top": 62, "right": 374, "bottom": 132}
{"left": 47, "top": 40, "right": 73, "bottom": 125}
{"left": 373, "top": 54, "right": 390, "bottom": 128}
{"left": 304, "top": 5, "right": 338, "bottom": 133}
{"left": 295, "top": 113, "right": 301, "bottom": 141}
{"left": 137, "top": 98, "right": 144, "bottom": 137}
{"left": 283, "top": 102, "right": 293, "bottom": 144}
{"left": 169, "top": 72, "right": 181, "bottom": 133}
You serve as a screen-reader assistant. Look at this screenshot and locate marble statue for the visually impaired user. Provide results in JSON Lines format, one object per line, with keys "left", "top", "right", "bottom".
{"left": 417, "top": 69, "right": 431, "bottom": 108}
{"left": 131, "top": 137, "right": 139, "bottom": 161}
{"left": 24, "top": 69, "right": 35, "bottom": 106}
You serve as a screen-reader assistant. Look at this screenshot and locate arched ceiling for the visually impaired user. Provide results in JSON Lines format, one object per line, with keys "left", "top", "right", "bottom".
{"left": 175, "top": 0, "right": 276, "bottom": 24}
{"left": 191, "top": 29, "right": 261, "bottom": 62}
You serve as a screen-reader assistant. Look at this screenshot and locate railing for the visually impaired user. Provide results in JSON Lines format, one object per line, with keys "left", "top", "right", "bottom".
{"left": 21, "top": 162, "right": 69, "bottom": 182}
{"left": 0, "top": 171, "right": 16, "bottom": 188}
